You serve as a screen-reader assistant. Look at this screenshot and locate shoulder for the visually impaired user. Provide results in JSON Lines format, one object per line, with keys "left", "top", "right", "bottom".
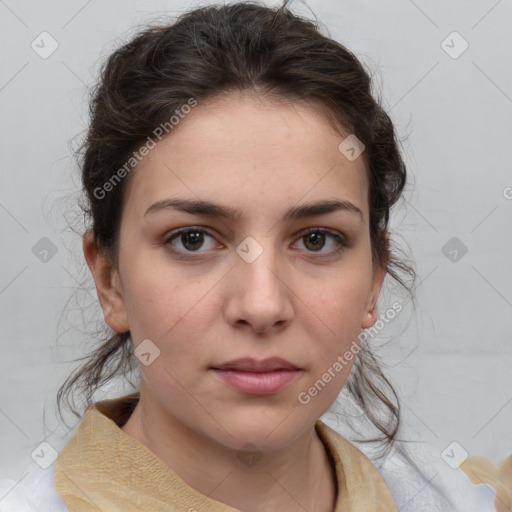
{"left": 0, "top": 463, "right": 68, "bottom": 512}
{"left": 362, "top": 440, "right": 498, "bottom": 512}
{"left": 317, "top": 417, "right": 498, "bottom": 511}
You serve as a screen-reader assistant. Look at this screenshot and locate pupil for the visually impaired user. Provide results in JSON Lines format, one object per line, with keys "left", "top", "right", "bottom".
{"left": 306, "top": 232, "right": 324, "bottom": 251}
{"left": 183, "top": 231, "right": 203, "bottom": 250}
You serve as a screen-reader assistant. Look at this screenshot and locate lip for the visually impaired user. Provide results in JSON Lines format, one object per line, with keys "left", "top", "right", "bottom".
{"left": 211, "top": 357, "right": 299, "bottom": 372}
{"left": 211, "top": 369, "right": 300, "bottom": 395}
{"left": 210, "top": 357, "right": 301, "bottom": 395}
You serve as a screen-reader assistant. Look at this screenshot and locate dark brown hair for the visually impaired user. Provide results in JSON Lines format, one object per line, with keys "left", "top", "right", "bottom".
{"left": 57, "top": 0, "right": 417, "bottom": 458}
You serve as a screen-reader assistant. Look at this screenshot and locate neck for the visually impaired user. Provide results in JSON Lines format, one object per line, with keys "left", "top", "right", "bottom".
{"left": 120, "top": 391, "right": 337, "bottom": 512}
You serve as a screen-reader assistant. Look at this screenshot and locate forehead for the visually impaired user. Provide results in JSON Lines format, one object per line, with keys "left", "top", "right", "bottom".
{"left": 123, "top": 91, "right": 369, "bottom": 222}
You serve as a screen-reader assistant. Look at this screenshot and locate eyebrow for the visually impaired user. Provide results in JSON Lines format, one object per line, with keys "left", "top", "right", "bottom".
{"left": 144, "top": 197, "right": 364, "bottom": 223}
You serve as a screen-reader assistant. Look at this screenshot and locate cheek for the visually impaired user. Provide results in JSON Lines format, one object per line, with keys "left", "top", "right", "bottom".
{"left": 301, "top": 275, "right": 369, "bottom": 381}
{"left": 121, "top": 253, "right": 205, "bottom": 335}
{"left": 304, "top": 273, "right": 370, "bottom": 333}
{"left": 122, "top": 265, "right": 220, "bottom": 372}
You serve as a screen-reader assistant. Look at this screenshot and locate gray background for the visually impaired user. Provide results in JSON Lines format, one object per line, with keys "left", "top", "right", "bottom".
{"left": 1, "top": 0, "right": 511, "bottom": 483}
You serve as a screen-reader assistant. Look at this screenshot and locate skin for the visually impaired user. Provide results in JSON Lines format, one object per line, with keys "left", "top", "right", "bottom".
{"left": 83, "top": 90, "right": 386, "bottom": 512}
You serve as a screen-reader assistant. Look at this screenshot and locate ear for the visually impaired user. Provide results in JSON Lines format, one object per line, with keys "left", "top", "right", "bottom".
{"left": 361, "top": 260, "right": 386, "bottom": 329}
{"left": 83, "top": 231, "right": 130, "bottom": 333}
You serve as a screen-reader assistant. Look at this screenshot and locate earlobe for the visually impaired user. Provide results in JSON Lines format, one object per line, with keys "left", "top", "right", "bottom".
{"left": 82, "top": 231, "right": 130, "bottom": 333}
{"left": 361, "top": 305, "right": 377, "bottom": 330}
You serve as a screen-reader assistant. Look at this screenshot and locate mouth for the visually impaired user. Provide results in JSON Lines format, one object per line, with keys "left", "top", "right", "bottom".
{"left": 210, "top": 368, "right": 300, "bottom": 395}
{"left": 211, "top": 356, "right": 299, "bottom": 372}
{"left": 210, "top": 357, "right": 301, "bottom": 395}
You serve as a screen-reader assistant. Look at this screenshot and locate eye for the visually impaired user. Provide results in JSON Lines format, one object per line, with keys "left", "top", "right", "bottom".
{"left": 163, "top": 227, "right": 218, "bottom": 254}
{"left": 294, "top": 228, "right": 348, "bottom": 256}
{"left": 162, "top": 226, "right": 349, "bottom": 258}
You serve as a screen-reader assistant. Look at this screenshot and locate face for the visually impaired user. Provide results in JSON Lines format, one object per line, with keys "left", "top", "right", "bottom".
{"left": 86, "top": 90, "right": 386, "bottom": 452}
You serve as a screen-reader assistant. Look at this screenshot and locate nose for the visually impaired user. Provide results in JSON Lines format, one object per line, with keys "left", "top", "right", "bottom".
{"left": 223, "top": 241, "right": 294, "bottom": 335}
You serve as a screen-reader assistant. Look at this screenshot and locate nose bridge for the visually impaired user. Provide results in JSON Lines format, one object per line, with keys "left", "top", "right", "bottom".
{"left": 226, "top": 233, "right": 293, "bottom": 332}
{"left": 237, "top": 234, "right": 284, "bottom": 296}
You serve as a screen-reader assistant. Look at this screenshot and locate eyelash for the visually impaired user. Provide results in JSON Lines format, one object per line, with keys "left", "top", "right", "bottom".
{"left": 162, "top": 226, "right": 349, "bottom": 258}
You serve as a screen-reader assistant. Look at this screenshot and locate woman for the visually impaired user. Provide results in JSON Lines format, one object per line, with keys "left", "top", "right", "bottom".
{"left": 0, "top": 1, "right": 505, "bottom": 510}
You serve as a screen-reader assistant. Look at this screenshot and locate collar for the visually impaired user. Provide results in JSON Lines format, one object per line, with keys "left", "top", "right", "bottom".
{"left": 54, "top": 392, "right": 397, "bottom": 511}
